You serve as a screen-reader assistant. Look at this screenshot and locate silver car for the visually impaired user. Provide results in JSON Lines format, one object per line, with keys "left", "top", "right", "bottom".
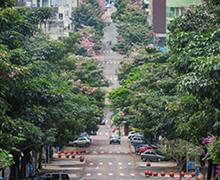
{"left": 110, "top": 134, "right": 121, "bottom": 144}
{"left": 69, "top": 136, "right": 91, "bottom": 147}
{"left": 141, "top": 150, "right": 166, "bottom": 162}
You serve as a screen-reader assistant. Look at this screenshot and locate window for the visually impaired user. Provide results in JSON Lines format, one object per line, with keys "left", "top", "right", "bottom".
{"left": 59, "top": 13, "right": 63, "bottom": 20}
{"left": 52, "top": 174, "right": 60, "bottom": 180}
{"left": 61, "top": 174, "right": 69, "bottom": 180}
{"left": 167, "top": 7, "right": 183, "bottom": 17}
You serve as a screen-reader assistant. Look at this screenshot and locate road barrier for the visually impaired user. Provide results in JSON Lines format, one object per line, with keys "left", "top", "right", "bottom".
{"left": 55, "top": 148, "right": 87, "bottom": 159}
{"left": 79, "top": 155, "right": 85, "bottom": 162}
{"left": 144, "top": 170, "right": 200, "bottom": 179}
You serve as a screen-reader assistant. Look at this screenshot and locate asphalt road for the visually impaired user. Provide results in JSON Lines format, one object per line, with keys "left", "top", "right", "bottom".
{"left": 81, "top": 5, "right": 146, "bottom": 180}
{"left": 44, "top": 6, "right": 180, "bottom": 180}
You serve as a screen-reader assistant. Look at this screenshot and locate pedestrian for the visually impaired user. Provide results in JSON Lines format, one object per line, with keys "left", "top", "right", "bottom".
{"left": 195, "top": 167, "right": 200, "bottom": 176}
{"left": 28, "top": 162, "right": 33, "bottom": 178}
{"left": 187, "top": 160, "right": 193, "bottom": 172}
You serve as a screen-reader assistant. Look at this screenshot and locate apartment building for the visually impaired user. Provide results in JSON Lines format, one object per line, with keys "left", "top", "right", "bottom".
{"left": 144, "top": 0, "right": 202, "bottom": 48}
{"left": 16, "top": 0, "right": 78, "bottom": 39}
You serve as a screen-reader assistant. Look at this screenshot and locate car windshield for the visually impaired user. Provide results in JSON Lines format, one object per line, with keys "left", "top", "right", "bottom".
{"left": 78, "top": 137, "right": 86, "bottom": 140}
{"left": 111, "top": 135, "right": 119, "bottom": 138}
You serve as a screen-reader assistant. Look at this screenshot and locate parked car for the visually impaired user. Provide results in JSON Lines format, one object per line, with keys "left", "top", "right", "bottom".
{"left": 105, "top": 3, "right": 111, "bottom": 8}
{"left": 138, "top": 145, "right": 154, "bottom": 154}
{"left": 129, "top": 133, "right": 143, "bottom": 140}
{"left": 80, "top": 132, "right": 92, "bottom": 142}
{"left": 69, "top": 136, "right": 91, "bottom": 147}
{"left": 100, "top": 119, "right": 107, "bottom": 125}
{"left": 110, "top": 134, "right": 121, "bottom": 144}
{"left": 38, "top": 173, "right": 69, "bottom": 180}
{"left": 128, "top": 131, "right": 136, "bottom": 138}
{"left": 134, "top": 143, "right": 148, "bottom": 154}
{"left": 130, "top": 136, "right": 144, "bottom": 145}
{"left": 141, "top": 150, "right": 167, "bottom": 162}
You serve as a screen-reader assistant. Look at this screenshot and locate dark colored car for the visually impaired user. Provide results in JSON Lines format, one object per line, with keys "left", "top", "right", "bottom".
{"left": 109, "top": 134, "right": 121, "bottom": 144}
{"left": 37, "top": 173, "right": 70, "bottom": 180}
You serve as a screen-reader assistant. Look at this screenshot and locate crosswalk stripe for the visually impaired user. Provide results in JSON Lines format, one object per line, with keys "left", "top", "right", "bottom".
{"left": 59, "top": 167, "right": 83, "bottom": 170}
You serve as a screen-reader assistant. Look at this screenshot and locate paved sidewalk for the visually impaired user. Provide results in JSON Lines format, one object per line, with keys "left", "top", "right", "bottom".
{"left": 41, "top": 156, "right": 86, "bottom": 179}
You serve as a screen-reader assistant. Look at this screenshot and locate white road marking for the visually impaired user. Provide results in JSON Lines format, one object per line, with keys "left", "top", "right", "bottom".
{"left": 108, "top": 173, "right": 113, "bottom": 176}
{"left": 99, "top": 132, "right": 102, "bottom": 135}
{"left": 86, "top": 173, "right": 91, "bottom": 176}
{"left": 95, "top": 166, "right": 100, "bottom": 169}
{"left": 130, "top": 173, "right": 135, "bottom": 176}
{"left": 100, "top": 151, "right": 104, "bottom": 154}
{"left": 119, "top": 166, "right": 123, "bottom": 169}
{"left": 128, "top": 162, "right": 132, "bottom": 165}
{"left": 117, "top": 151, "right": 120, "bottom": 154}
{"left": 99, "top": 162, "right": 103, "bottom": 165}
{"left": 59, "top": 167, "right": 83, "bottom": 170}
{"left": 118, "top": 162, "right": 122, "bottom": 165}
{"left": 108, "top": 162, "right": 113, "bottom": 165}
{"left": 89, "top": 162, "right": 94, "bottom": 165}
{"left": 120, "top": 173, "right": 124, "bottom": 176}
{"left": 97, "top": 173, "right": 102, "bottom": 176}
{"left": 105, "top": 132, "right": 108, "bottom": 135}
{"left": 109, "top": 151, "right": 112, "bottom": 153}
{"left": 92, "top": 151, "right": 97, "bottom": 154}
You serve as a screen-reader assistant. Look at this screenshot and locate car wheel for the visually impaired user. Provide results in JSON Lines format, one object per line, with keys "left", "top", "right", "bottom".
{"left": 73, "top": 143, "right": 77, "bottom": 147}
{"left": 85, "top": 143, "right": 89, "bottom": 147}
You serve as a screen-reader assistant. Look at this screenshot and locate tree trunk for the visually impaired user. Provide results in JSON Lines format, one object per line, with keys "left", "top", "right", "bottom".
{"left": 9, "top": 154, "right": 20, "bottom": 180}
{"left": 38, "top": 146, "right": 43, "bottom": 169}
{"left": 207, "top": 160, "right": 213, "bottom": 180}
{"left": 2, "top": 169, "right": 4, "bottom": 178}
{"left": 20, "top": 150, "right": 31, "bottom": 178}
{"left": 45, "top": 146, "right": 49, "bottom": 163}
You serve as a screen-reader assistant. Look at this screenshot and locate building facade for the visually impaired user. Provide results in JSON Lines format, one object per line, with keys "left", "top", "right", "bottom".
{"left": 166, "top": 0, "right": 202, "bottom": 26}
{"left": 16, "top": 0, "right": 78, "bottom": 40}
{"left": 144, "top": 0, "right": 202, "bottom": 48}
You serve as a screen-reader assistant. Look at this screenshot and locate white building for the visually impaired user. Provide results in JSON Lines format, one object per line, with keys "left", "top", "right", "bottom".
{"left": 16, "top": 0, "right": 78, "bottom": 39}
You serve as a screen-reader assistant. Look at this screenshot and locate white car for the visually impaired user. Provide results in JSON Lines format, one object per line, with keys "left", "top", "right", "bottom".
{"left": 69, "top": 136, "right": 91, "bottom": 147}
{"left": 128, "top": 131, "right": 135, "bottom": 138}
{"left": 105, "top": 4, "right": 111, "bottom": 8}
